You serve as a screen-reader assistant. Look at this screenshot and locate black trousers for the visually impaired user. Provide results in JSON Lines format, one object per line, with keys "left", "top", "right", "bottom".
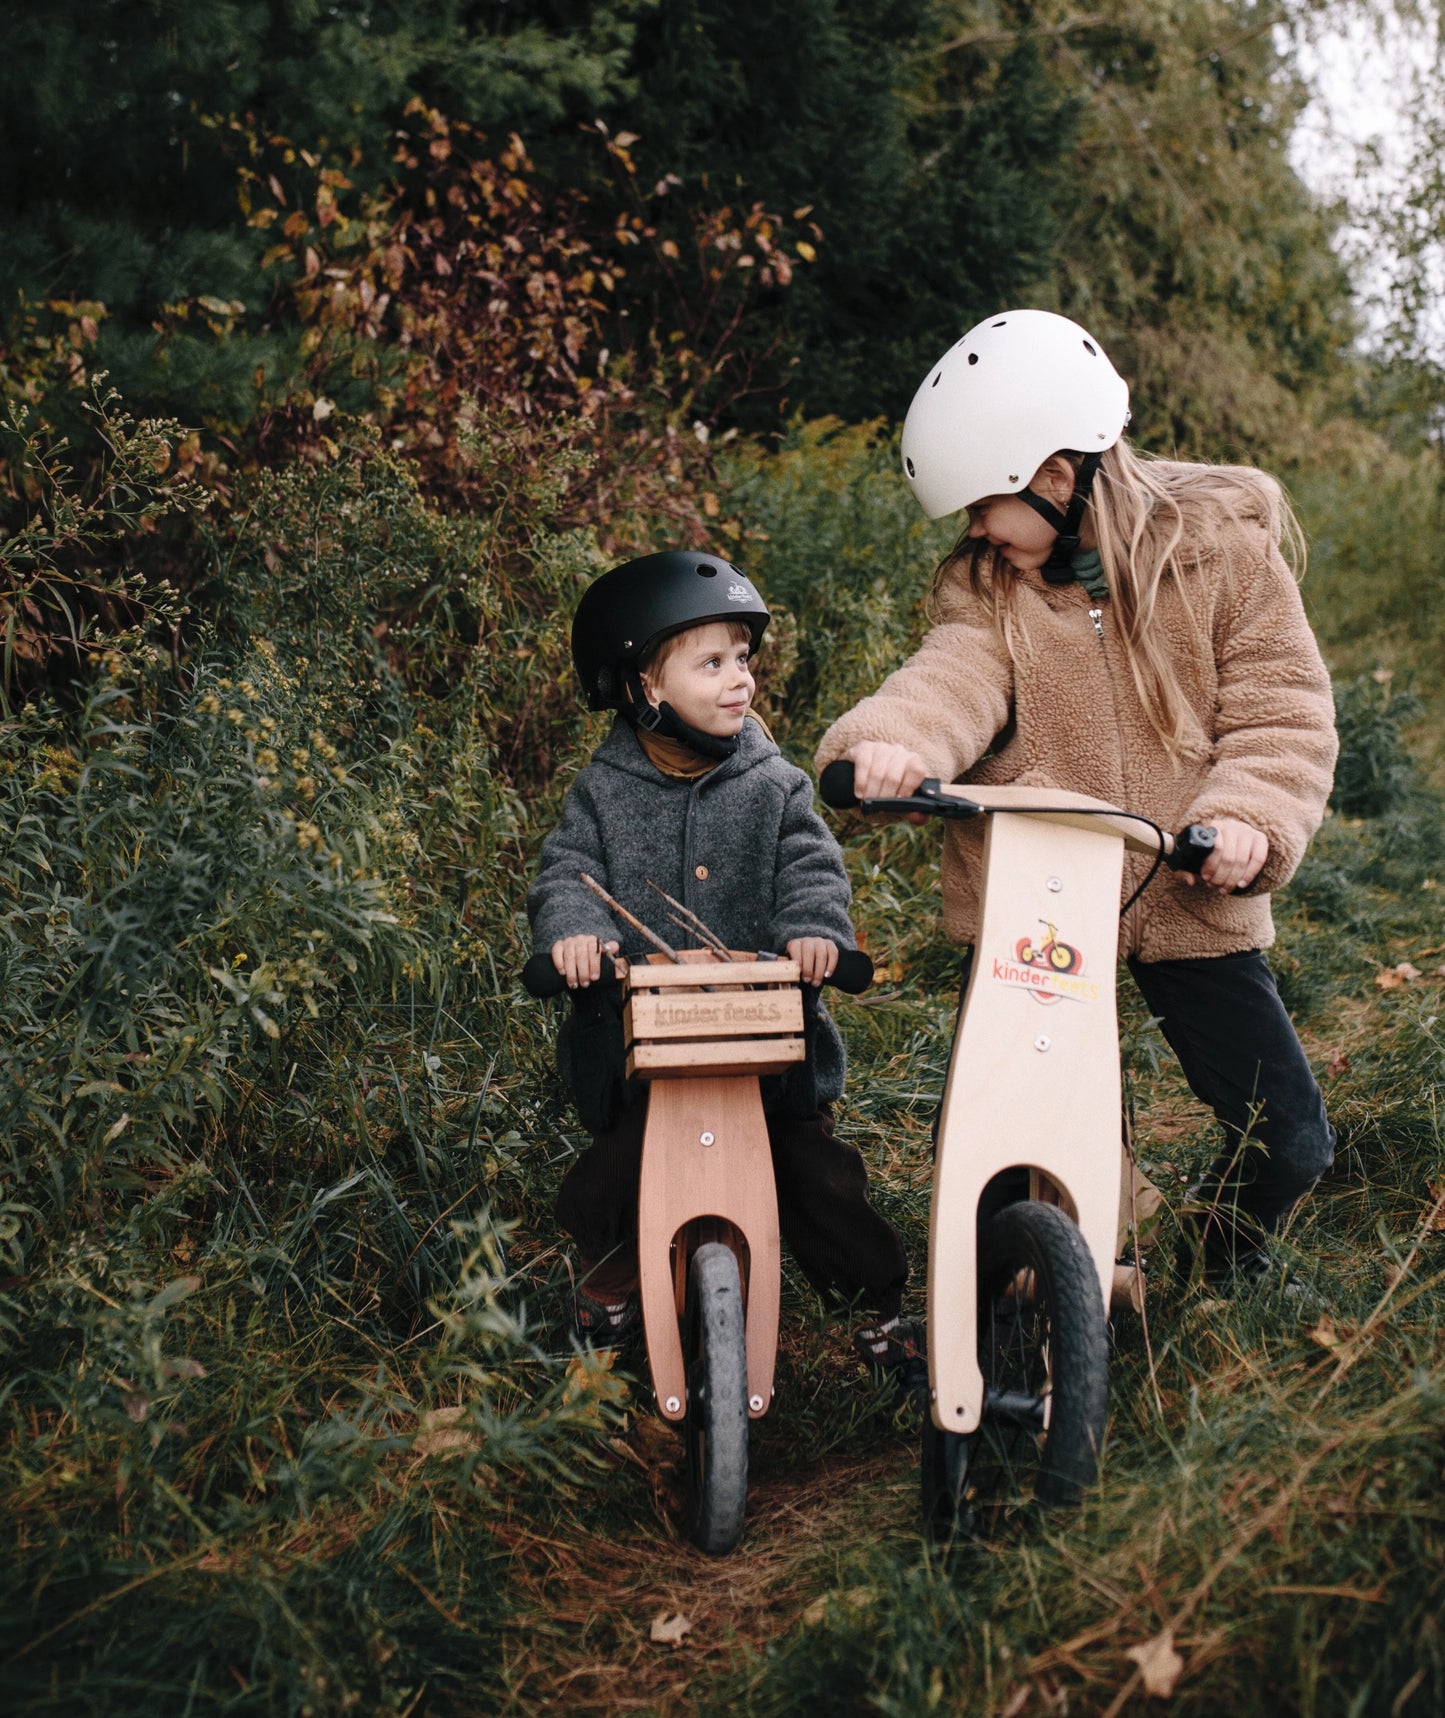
{"left": 953, "top": 946, "right": 1336, "bottom": 1274}
{"left": 555, "top": 1101, "right": 909, "bottom": 1320}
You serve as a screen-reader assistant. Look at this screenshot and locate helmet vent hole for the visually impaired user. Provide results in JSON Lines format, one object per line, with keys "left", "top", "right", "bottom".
{"left": 905, "top": 456, "right": 916, "bottom": 478}
{"left": 695, "top": 563, "right": 718, "bottom": 577}
{"left": 992, "top": 319, "right": 1007, "bottom": 328}
{"left": 1082, "top": 339, "right": 1097, "bottom": 356}
{"left": 931, "top": 372, "right": 941, "bottom": 387}
{"left": 1008, "top": 474, "right": 1019, "bottom": 484}
{"left": 967, "top": 352, "right": 979, "bottom": 366}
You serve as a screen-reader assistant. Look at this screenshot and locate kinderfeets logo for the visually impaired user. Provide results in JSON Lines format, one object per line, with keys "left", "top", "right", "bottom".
{"left": 726, "top": 581, "right": 753, "bottom": 604}
{"left": 991, "top": 920, "right": 1100, "bottom": 1005}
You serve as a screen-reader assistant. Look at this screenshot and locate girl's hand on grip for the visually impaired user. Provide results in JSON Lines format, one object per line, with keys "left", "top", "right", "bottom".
{"left": 787, "top": 936, "right": 838, "bottom": 986}
{"left": 552, "top": 934, "right": 620, "bottom": 988}
{"left": 1178, "top": 817, "right": 1267, "bottom": 894}
{"left": 846, "top": 741, "right": 932, "bottom": 823}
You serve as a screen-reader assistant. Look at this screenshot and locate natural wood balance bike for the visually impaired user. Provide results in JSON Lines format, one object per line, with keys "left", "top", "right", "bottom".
{"left": 819, "top": 761, "right": 1215, "bottom": 1538}
{"left": 524, "top": 939, "right": 872, "bottom": 1554}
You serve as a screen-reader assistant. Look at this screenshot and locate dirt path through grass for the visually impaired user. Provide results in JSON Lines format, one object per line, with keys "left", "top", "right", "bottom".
{"left": 499, "top": 1412, "right": 918, "bottom": 1713}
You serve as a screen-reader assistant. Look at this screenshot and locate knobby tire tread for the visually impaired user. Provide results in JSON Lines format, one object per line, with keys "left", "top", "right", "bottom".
{"left": 684, "top": 1241, "right": 748, "bottom": 1555}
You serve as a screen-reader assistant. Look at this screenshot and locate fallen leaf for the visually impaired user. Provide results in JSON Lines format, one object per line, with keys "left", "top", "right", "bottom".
{"left": 1307, "top": 1316, "right": 1346, "bottom": 1350}
{"left": 414, "top": 1405, "right": 481, "bottom": 1457}
{"left": 802, "top": 1587, "right": 878, "bottom": 1626}
{"left": 1325, "top": 1051, "right": 1350, "bottom": 1077}
{"left": 1126, "top": 1628, "right": 1185, "bottom": 1697}
{"left": 650, "top": 1611, "right": 692, "bottom": 1646}
{"left": 1375, "top": 962, "right": 1422, "bottom": 990}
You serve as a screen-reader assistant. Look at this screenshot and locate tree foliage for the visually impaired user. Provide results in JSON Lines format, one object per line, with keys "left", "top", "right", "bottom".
{"left": 0, "top": 0, "right": 1364, "bottom": 457}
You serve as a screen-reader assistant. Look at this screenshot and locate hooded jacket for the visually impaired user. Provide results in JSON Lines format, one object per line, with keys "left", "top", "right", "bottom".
{"left": 529, "top": 715, "right": 856, "bottom": 1110}
{"left": 814, "top": 503, "right": 1338, "bottom": 963}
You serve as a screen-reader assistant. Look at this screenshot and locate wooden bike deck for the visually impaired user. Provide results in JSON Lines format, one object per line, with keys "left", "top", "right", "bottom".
{"left": 629, "top": 952, "right": 798, "bottom": 1424}
{"left": 928, "top": 797, "right": 1127, "bottom": 1434}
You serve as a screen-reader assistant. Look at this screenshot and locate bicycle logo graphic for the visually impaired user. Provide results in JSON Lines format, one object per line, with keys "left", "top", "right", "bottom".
{"left": 1015, "top": 922, "right": 1083, "bottom": 976}
{"left": 991, "top": 920, "right": 1097, "bottom": 1006}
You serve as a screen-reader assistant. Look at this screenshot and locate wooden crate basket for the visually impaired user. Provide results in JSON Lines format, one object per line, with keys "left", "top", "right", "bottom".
{"left": 623, "top": 955, "right": 806, "bottom": 1080}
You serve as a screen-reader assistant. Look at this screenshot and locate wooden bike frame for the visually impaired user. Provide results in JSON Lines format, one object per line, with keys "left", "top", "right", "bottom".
{"left": 627, "top": 950, "right": 803, "bottom": 1425}
{"left": 927, "top": 785, "right": 1162, "bottom": 1435}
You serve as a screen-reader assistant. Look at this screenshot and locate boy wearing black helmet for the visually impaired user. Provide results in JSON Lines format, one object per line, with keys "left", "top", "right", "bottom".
{"left": 529, "top": 551, "right": 915, "bottom": 1381}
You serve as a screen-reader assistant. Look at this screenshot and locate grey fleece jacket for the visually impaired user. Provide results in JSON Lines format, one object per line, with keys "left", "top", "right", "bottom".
{"left": 527, "top": 715, "right": 856, "bottom": 1109}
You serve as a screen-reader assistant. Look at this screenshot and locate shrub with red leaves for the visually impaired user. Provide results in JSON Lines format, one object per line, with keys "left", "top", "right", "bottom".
{"left": 205, "top": 101, "right": 819, "bottom": 554}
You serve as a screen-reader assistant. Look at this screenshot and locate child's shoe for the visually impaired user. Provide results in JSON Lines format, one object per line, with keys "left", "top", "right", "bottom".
{"left": 854, "top": 1316, "right": 928, "bottom": 1404}
{"left": 573, "top": 1286, "right": 641, "bottom": 1349}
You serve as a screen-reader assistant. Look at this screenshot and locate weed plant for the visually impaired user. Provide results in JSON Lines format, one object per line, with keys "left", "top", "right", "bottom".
{"left": 3, "top": 402, "right": 1444, "bottom": 1713}
{"left": 0, "top": 420, "right": 623, "bottom": 1711}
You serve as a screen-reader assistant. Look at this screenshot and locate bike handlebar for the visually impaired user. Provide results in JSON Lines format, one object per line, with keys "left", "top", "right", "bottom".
{"left": 521, "top": 946, "right": 875, "bottom": 999}
{"left": 818, "top": 759, "right": 1218, "bottom": 876}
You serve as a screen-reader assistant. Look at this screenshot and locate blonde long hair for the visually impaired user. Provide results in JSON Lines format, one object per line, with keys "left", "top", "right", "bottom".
{"left": 932, "top": 440, "right": 1307, "bottom": 756}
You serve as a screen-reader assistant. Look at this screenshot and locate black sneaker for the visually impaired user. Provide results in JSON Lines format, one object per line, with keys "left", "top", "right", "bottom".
{"left": 573, "top": 1287, "right": 641, "bottom": 1349}
{"left": 1176, "top": 1238, "right": 1325, "bottom": 1310}
{"left": 1232, "top": 1248, "right": 1327, "bottom": 1310}
{"left": 854, "top": 1317, "right": 928, "bottom": 1403}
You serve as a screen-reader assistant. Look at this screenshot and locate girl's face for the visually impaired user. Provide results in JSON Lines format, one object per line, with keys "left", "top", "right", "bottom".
{"left": 965, "top": 492, "right": 1060, "bottom": 572}
{"left": 964, "top": 456, "right": 1080, "bottom": 573}
{"left": 640, "top": 622, "right": 755, "bottom": 738}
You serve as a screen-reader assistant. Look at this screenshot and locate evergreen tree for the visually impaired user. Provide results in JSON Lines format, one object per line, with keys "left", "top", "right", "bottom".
{"left": 0, "top": 1, "right": 643, "bottom": 414}
{"left": 622, "top": 0, "right": 1078, "bottom": 421}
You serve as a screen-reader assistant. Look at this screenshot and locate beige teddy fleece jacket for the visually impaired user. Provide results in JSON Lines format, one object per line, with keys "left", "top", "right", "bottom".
{"left": 814, "top": 503, "right": 1338, "bottom": 963}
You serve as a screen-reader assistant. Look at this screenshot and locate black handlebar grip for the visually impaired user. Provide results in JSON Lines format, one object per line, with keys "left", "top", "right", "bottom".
{"left": 818, "top": 759, "right": 859, "bottom": 810}
{"left": 1168, "top": 823, "right": 1217, "bottom": 875}
{"left": 522, "top": 953, "right": 627, "bottom": 997}
{"left": 521, "top": 952, "right": 568, "bottom": 997}
{"left": 825, "top": 949, "right": 874, "bottom": 994}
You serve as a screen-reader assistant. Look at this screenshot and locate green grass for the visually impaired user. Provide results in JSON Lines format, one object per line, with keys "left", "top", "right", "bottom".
{"left": 2, "top": 414, "right": 1443, "bottom": 1713}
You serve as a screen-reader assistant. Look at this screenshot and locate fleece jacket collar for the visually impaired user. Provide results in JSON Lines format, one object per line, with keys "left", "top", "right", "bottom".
{"left": 592, "top": 711, "right": 777, "bottom": 788}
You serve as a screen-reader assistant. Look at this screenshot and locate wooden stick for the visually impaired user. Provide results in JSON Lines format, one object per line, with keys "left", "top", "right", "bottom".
{"left": 579, "top": 872, "right": 683, "bottom": 963}
{"left": 646, "top": 880, "right": 740, "bottom": 961}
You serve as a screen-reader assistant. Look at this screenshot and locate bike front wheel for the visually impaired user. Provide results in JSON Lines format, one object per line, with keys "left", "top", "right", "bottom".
{"left": 682, "top": 1241, "right": 749, "bottom": 1554}
{"left": 973, "top": 1199, "right": 1109, "bottom": 1519}
{"left": 923, "top": 1200, "right": 1108, "bottom": 1537}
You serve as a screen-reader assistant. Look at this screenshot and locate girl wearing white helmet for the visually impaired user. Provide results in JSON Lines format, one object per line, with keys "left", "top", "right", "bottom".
{"left": 816, "top": 309, "right": 1339, "bottom": 1291}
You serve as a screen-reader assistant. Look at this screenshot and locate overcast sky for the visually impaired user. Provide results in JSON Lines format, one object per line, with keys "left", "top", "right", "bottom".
{"left": 1288, "top": 9, "right": 1443, "bottom": 357}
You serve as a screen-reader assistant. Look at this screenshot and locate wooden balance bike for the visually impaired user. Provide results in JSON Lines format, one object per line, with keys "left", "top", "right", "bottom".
{"left": 819, "top": 761, "right": 1215, "bottom": 1537}
{"left": 525, "top": 930, "right": 872, "bottom": 1554}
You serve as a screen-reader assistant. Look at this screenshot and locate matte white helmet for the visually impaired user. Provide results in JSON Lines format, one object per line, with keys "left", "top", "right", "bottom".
{"left": 900, "top": 309, "right": 1131, "bottom": 520}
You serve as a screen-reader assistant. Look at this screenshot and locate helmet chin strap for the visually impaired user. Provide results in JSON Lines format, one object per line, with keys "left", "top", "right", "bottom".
{"left": 623, "top": 666, "right": 739, "bottom": 760}
{"left": 1017, "top": 452, "right": 1104, "bottom": 586}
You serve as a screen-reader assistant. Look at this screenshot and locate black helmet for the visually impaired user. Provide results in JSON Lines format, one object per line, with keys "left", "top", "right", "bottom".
{"left": 571, "top": 550, "right": 770, "bottom": 711}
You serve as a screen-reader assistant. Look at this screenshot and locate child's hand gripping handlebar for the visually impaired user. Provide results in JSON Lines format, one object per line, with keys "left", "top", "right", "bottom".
{"left": 520, "top": 947, "right": 876, "bottom": 999}
{"left": 817, "top": 759, "right": 1221, "bottom": 886}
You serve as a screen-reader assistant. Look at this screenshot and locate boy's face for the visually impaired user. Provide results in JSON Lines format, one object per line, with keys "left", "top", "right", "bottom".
{"left": 640, "top": 621, "right": 755, "bottom": 738}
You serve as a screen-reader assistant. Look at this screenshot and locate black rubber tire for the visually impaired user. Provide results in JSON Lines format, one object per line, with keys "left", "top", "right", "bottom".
{"left": 920, "top": 1199, "right": 1108, "bottom": 1537}
{"left": 970, "top": 1200, "right": 1109, "bottom": 1520}
{"left": 682, "top": 1241, "right": 749, "bottom": 1555}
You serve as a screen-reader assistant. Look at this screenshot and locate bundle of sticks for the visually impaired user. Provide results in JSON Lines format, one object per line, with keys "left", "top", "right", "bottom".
{"left": 579, "top": 872, "right": 746, "bottom": 965}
